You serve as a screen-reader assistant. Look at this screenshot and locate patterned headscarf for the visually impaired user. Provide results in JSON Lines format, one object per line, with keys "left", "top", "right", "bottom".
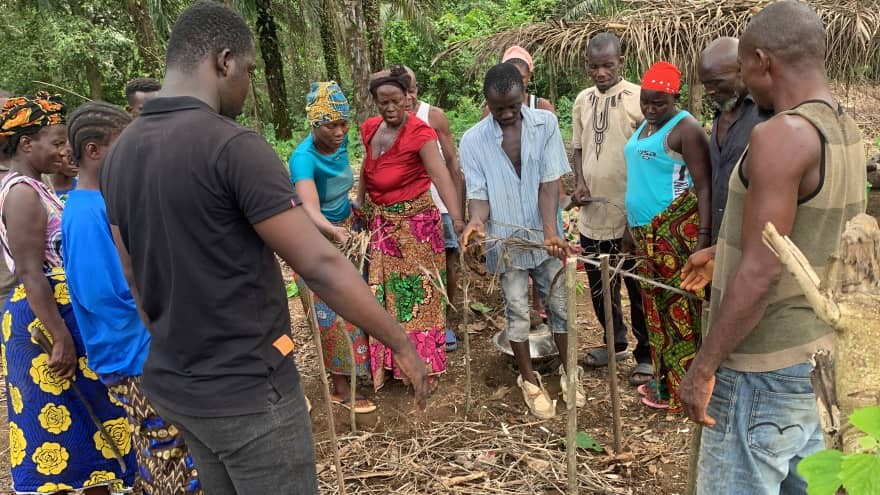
{"left": 306, "top": 82, "right": 350, "bottom": 127}
{"left": 0, "top": 91, "right": 66, "bottom": 136}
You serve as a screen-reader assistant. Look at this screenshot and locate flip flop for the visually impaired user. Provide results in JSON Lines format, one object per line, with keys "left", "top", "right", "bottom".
{"left": 445, "top": 329, "right": 457, "bottom": 352}
{"left": 637, "top": 381, "right": 659, "bottom": 398}
{"left": 581, "top": 347, "right": 630, "bottom": 368}
{"left": 330, "top": 395, "right": 378, "bottom": 414}
{"left": 629, "top": 362, "right": 654, "bottom": 386}
{"left": 641, "top": 393, "right": 670, "bottom": 410}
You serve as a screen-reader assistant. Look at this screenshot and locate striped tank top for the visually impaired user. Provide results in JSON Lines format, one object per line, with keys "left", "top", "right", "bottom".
{"left": 0, "top": 172, "right": 65, "bottom": 274}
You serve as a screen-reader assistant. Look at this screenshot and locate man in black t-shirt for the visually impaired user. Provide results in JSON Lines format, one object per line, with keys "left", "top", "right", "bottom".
{"left": 100, "top": 2, "right": 429, "bottom": 493}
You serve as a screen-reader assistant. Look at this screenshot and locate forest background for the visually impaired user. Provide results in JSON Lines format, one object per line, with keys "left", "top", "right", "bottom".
{"left": 0, "top": 0, "right": 635, "bottom": 161}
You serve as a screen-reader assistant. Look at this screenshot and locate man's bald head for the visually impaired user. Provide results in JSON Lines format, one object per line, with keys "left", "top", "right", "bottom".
{"left": 700, "top": 37, "right": 738, "bottom": 73}
{"left": 741, "top": 0, "right": 825, "bottom": 68}
{"left": 699, "top": 37, "right": 745, "bottom": 112}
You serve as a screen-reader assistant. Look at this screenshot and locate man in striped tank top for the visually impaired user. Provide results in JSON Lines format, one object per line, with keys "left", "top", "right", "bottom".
{"left": 678, "top": 2, "right": 868, "bottom": 493}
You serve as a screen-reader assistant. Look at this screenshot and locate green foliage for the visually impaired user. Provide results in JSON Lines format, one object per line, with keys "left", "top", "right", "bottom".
{"left": 559, "top": 431, "right": 603, "bottom": 452}
{"left": 799, "top": 406, "right": 880, "bottom": 495}
{"left": 469, "top": 302, "right": 492, "bottom": 313}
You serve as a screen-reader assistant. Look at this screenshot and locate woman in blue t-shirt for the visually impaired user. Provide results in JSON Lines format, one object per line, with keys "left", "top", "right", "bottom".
{"left": 622, "top": 62, "right": 711, "bottom": 413}
{"left": 288, "top": 82, "right": 376, "bottom": 413}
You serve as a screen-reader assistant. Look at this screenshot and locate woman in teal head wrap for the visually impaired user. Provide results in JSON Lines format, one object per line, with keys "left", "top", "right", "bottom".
{"left": 288, "top": 82, "right": 377, "bottom": 413}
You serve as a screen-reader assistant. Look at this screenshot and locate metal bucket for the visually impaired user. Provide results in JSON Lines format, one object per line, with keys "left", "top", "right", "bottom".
{"left": 492, "top": 324, "right": 560, "bottom": 359}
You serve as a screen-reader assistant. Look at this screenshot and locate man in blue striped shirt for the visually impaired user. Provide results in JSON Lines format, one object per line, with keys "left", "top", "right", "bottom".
{"left": 460, "top": 63, "right": 584, "bottom": 419}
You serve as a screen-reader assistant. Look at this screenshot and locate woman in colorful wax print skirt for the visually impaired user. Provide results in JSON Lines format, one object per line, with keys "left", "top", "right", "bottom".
{"left": 289, "top": 82, "right": 379, "bottom": 413}
{"left": 623, "top": 62, "right": 712, "bottom": 413}
{"left": 0, "top": 92, "right": 135, "bottom": 494}
{"left": 357, "top": 65, "right": 465, "bottom": 392}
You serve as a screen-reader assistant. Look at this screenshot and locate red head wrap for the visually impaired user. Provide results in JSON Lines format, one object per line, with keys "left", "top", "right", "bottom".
{"left": 641, "top": 61, "right": 681, "bottom": 94}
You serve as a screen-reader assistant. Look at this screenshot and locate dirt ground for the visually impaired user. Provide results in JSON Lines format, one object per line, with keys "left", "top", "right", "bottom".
{"left": 294, "top": 264, "right": 694, "bottom": 495}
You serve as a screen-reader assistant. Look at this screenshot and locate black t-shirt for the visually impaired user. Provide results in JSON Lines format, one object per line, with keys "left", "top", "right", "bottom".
{"left": 101, "top": 96, "right": 299, "bottom": 416}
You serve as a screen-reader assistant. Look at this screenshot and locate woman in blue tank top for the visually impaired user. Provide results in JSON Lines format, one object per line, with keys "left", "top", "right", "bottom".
{"left": 622, "top": 62, "right": 712, "bottom": 413}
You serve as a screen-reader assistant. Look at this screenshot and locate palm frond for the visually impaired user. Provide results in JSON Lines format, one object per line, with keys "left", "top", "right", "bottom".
{"left": 437, "top": 0, "right": 880, "bottom": 83}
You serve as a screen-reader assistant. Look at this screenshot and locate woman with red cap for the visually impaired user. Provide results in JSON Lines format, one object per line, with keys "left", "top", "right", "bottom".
{"left": 623, "top": 61, "right": 711, "bottom": 412}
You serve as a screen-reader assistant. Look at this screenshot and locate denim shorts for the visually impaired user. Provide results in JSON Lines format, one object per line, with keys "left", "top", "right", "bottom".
{"left": 499, "top": 257, "right": 567, "bottom": 342}
{"left": 697, "top": 363, "right": 824, "bottom": 495}
{"left": 441, "top": 213, "right": 459, "bottom": 251}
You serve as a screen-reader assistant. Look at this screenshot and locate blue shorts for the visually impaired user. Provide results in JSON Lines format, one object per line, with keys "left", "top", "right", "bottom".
{"left": 441, "top": 213, "right": 459, "bottom": 251}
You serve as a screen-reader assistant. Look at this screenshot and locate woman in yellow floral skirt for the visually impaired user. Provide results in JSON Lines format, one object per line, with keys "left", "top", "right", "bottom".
{"left": 0, "top": 93, "right": 135, "bottom": 494}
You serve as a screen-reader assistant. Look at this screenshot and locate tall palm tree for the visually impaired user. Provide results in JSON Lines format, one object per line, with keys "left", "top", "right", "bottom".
{"left": 253, "top": 0, "right": 293, "bottom": 139}
{"left": 126, "top": 0, "right": 164, "bottom": 77}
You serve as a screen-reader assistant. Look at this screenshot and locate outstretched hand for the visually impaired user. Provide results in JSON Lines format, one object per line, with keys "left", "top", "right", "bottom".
{"left": 544, "top": 235, "right": 580, "bottom": 260}
{"left": 395, "top": 347, "right": 430, "bottom": 411}
{"left": 681, "top": 246, "right": 716, "bottom": 292}
{"left": 460, "top": 221, "right": 485, "bottom": 254}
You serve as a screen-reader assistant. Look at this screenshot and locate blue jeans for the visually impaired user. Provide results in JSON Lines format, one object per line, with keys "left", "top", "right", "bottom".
{"left": 499, "top": 257, "right": 567, "bottom": 342}
{"left": 697, "top": 363, "right": 824, "bottom": 495}
{"left": 153, "top": 379, "right": 317, "bottom": 495}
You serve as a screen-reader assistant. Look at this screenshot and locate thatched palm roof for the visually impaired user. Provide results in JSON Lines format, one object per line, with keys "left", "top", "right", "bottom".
{"left": 438, "top": 0, "right": 880, "bottom": 82}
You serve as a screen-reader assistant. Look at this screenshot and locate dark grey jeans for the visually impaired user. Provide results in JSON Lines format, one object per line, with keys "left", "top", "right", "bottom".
{"left": 153, "top": 380, "right": 317, "bottom": 495}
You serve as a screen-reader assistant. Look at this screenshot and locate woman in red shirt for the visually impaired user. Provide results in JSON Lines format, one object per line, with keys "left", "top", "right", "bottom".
{"left": 357, "top": 65, "right": 463, "bottom": 391}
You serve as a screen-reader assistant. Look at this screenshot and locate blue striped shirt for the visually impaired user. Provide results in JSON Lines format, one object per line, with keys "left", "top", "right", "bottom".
{"left": 461, "top": 106, "right": 571, "bottom": 273}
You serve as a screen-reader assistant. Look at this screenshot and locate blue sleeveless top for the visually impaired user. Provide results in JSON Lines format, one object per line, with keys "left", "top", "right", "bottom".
{"left": 624, "top": 110, "right": 693, "bottom": 227}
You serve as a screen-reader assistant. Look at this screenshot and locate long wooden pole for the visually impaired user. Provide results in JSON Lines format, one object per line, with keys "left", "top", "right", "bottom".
{"left": 299, "top": 285, "right": 346, "bottom": 495}
{"left": 601, "top": 254, "right": 622, "bottom": 454}
{"left": 564, "top": 255, "right": 579, "bottom": 495}
{"left": 461, "top": 252, "right": 473, "bottom": 417}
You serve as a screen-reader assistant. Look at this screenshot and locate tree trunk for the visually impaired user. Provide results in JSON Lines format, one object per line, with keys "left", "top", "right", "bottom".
{"left": 763, "top": 214, "right": 880, "bottom": 453}
{"left": 363, "top": 0, "right": 384, "bottom": 72}
{"left": 319, "top": 0, "right": 341, "bottom": 82}
{"left": 340, "top": 0, "right": 373, "bottom": 128}
{"left": 125, "top": 0, "right": 163, "bottom": 77}
{"left": 255, "top": 0, "right": 292, "bottom": 140}
{"left": 85, "top": 60, "right": 103, "bottom": 100}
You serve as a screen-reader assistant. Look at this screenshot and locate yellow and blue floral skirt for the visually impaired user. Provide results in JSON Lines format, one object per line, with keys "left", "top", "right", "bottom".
{"left": 1, "top": 268, "right": 136, "bottom": 494}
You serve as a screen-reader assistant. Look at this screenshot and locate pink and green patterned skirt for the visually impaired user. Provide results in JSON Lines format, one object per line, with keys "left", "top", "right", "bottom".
{"left": 363, "top": 191, "right": 447, "bottom": 390}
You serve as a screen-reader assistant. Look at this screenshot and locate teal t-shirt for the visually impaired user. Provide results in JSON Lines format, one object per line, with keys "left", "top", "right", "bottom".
{"left": 288, "top": 134, "right": 354, "bottom": 223}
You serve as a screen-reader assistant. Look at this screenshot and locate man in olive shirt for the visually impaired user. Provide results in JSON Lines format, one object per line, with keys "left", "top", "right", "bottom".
{"left": 101, "top": 2, "right": 429, "bottom": 493}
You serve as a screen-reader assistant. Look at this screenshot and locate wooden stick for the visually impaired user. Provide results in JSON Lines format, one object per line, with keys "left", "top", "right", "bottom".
{"left": 600, "top": 254, "right": 622, "bottom": 454}
{"left": 344, "top": 333, "right": 357, "bottom": 433}
{"left": 460, "top": 251, "right": 473, "bottom": 417}
{"left": 686, "top": 305, "right": 709, "bottom": 495}
{"left": 299, "top": 284, "right": 346, "bottom": 495}
{"left": 564, "top": 255, "right": 579, "bottom": 495}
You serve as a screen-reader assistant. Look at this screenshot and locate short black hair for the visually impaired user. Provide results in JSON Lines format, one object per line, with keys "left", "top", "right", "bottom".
{"left": 165, "top": 0, "right": 254, "bottom": 74}
{"left": 67, "top": 101, "right": 132, "bottom": 162}
{"left": 588, "top": 32, "right": 622, "bottom": 57}
{"left": 742, "top": 0, "right": 825, "bottom": 66}
{"left": 124, "top": 78, "right": 161, "bottom": 103}
{"left": 505, "top": 58, "right": 531, "bottom": 74}
{"left": 484, "top": 63, "right": 525, "bottom": 98}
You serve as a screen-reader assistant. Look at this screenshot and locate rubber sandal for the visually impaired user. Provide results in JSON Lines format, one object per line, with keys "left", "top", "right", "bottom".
{"left": 330, "top": 396, "right": 378, "bottom": 414}
{"left": 629, "top": 362, "right": 654, "bottom": 386}
{"left": 581, "top": 347, "right": 629, "bottom": 368}
{"left": 637, "top": 381, "right": 660, "bottom": 398}
{"left": 641, "top": 393, "right": 670, "bottom": 410}
{"left": 445, "top": 328, "right": 457, "bottom": 352}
